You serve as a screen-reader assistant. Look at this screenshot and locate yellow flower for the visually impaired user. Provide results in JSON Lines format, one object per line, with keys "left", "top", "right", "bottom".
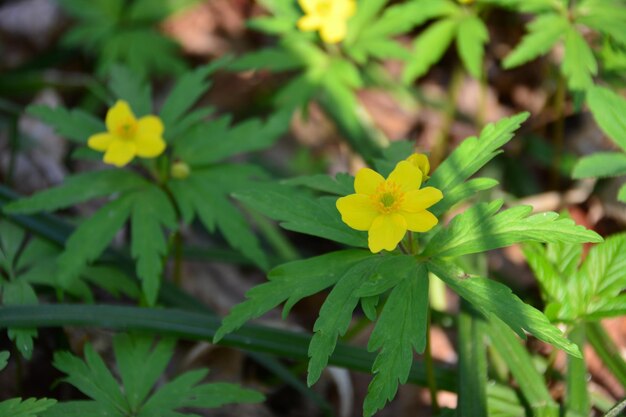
{"left": 296, "top": 0, "right": 356, "bottom": 44}
{"left": 406, "top": 153, "right": 431, "bottom": 181}
{"left": 87, "top": 100, "right": 166, "bottom": 167}
{"left": 336, "top": 161, "right": 443, "bottom": 253}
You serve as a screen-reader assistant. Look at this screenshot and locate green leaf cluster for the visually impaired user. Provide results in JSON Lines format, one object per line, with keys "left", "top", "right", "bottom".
{"left": 41, "top": 334, "right": 263, "bottom": 417}
{"left": 5, "top": 64, "right": 289, "bottom": 304}
{"left": 57, "top": 0, "right": 197, "bottom": 77}
{"left": 216, "top": 113, "right": 602, "bottom": 416}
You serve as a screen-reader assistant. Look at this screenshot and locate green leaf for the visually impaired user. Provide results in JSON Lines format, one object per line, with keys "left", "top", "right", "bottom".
{"left": 308, "top": 257, "right": 384, "bottom": 386}
{"left": 3, "top": 280, "right": 38, "bottom": 358}
{"left": 403, "top": 18, "right": 458, "bottom": 83}
{"left": 586, "top": 86, "right": 626, "bottom": 152}
{"left": 457, "top": 304, "right": 487, "bottom": 417}
{"left": 234, "top": 183, "right": 368, "bottom": 247}
{"left": 214, "top": 250, "right": 372, "bottom": 342}
{"left": 562, "top": 27, "right": 597, "bottom": 91}
{"left": 502, "top": 14, "right": 568, "bottom": 69}
{"left": 3, "top": 170, "right": 147, "bottom": 215}
{"left": 26, "top": 105, "right": 104, "bottom": 144}
{"left": 566, "top": 325, "right": 590, "bottom": 416}
{"left": 228, "top": 48, "right": 302, "bottom": 71}
{"left": 0, "top": 398, "right": 57, "bottom": 417}
{"left": 424, "top": 200, "right": 602, "bottom": 258}
{"left": 282, "top": 173, "right": 355, "bottom": 196}
{"left": 113, "top": 334, "right": 175, "bottom": 412}
{"left": 0, "top": 351, "right": 8, "bottom": 371}
{"left": 429, "top": 177, "right": 499, "bottom": 217}
{"left": 0, "top": 220, "right": 25, "bottom": 269}
{"left": 54, "top": 345, "right": 127, "bottom": 413}
{"left": 57, "top": 194, "right": 135, "bottom": 287}
{"left": 572, "top": 152, "right": 626, "bottom": 179}
{"left": 130, "top": 186, "right": 177, "bottom": 305}
{"left": 41, "top": 401, "right": 119, "bottom": 417}
{"left": 363, "top": 264, "right": 429, "bottom": 417}
{"left": 456, "top": 15, "right": 489, "bottom": 78}
{"left": 576, "top": 0, "right": 626, "bottom": 47}
{"left": 580, "top": 233, "right": 626, "bottom": 310}
{"left": 108, "top": 65, "right": 152, "bottom": 116}
{"left": 488, "top": 316, "right": 559, "bottom": 417}
{"left": 159, "top": 61, "right": 224, "bottom": 131}
{"left": 81, "top": 266, "right": 141, "bottom": 299}
{"left": 619, "top": 183, "right": 626, "bottom": 203}
{"left": 428, "top": 261, "right": 581, "bottom": 357}
{"left": 429, "top": 113, "right": 529, "bottom": 196}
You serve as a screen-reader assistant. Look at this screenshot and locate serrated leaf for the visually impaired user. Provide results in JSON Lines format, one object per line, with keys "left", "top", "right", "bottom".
{"left": 430, "top": 177, "right": 499, "bottom": 217}
{"left": 0, "top": 397, "right": 57, "bottom": 417}
{"left": 160, "top": 61, "right": 225, "bottom": 131}
{"left": 214, "top": 250, "right": 372, "bottom": 342}
{"left": 57, "top": 194, "right": 135, "bottom": 287}
{"left": 429, "top": 113, "right": 529, "bottom": 196}
{"left": 3, "top": 280, "right": 38, "bottom": 359}
{"left": 308, "top": 256, "right": 384, "bottom": 385}
{"left": 586, "top": 86, "right": 626, "bottom": 152}
{"left": 456, "top": 15, "right": 489, "bottom": 78}
{"left": 3, "top": 170, "right": 147, "bottom": 215}
{"left": 503, "top": 14, "right": 568, "bottom": 69}
{"left": 0, "top": 220, "right": 25, "bottom": 268}
{"left": 41, "top": 401, "right": 119, "bottom": 417}
{"left": 572, "top": 152, "right": 626, "bottom": 179}
{"left": 562, "top": 27, "right": 597, "bottom": 91}
{"left": 424, "top": 200, "right": 602, "bottom": 258}
{"left": 576, "top": 0, "right": 626, "bottom": 47}
{"left": 581, "top": 233, "right": 626, "bottom": 309}
{"left": 282, "top": 173, "right": 355, "bottom": 196}
{"left": 130, "top": 186, "right": 177, "bottom": 305}
{"left": 363, "top": 264, "right": 429, "bottom": 417}
{"left": 403, "top": 18, "right": 458, "bottom": 83}
{"left": 53, "top": 345, "right": 127, "bottom": 413}
{"left": 234, "top": 183, "right": 367, "bottom": 248}
{"left": 26, "top": 105, "right": 104, "bottom": 144}
{"left": 81, "top": 266, "right": 141, "bottom": 299}
{"left": 113, "top": 334, "right": 175, "bottom": 412}
{"left": 228, "top": 48, "right": 302, "bottom": 71}
{"left": 108, "top": 65, "right": 152, "bottom": 116}
{"left": 428, "top": 261, "right": 581, "bottom": 357}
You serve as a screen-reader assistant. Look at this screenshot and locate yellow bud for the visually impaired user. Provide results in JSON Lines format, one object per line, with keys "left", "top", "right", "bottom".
{"left": 405, "top": 153, "right": 431, "bottom": 181}
{"left": 171, "top": 161, "right": 191, "bottom": 179}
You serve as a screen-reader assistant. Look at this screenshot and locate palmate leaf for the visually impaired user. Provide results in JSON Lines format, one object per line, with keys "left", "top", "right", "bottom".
{"left": 26, "top": 105, "right": 104, "bottom": 144}
{"left": 234, "top": 183, "right": 367, "bottom": 248}
{"left": 428, "top": 261, "right": 581, "bottom": 357}
{"left": 0, "top": 398, "right": 57, "bottom": 417}
{"left": 423, "top": 200, "right": 602, "bottom": 258}
{"left": 572, "top": 152, "right": 626, "bottom": 179}
{"left": 562, "top": 27, "right": 597, "bottom": 91}
{"left": 41, "top": 401, "right": 118, "bottom": 417}
{"left": 214, "top": 250, "right": 372, "bottom": 342}
{"left": 282, "top": 173, "right": 355, "bottom": 196}
{"left": 108, "top": 65, "right": 152, "bottom": 116}
{"left": 3, "top": 170, "right": 147, "bottom": 215}
{"left": 586, "top": 86, "right": 626, "bottom": 152}
{"left": 403, "top": 18, "right": 458, "bottom": 83}
{"left": 456, "top": 15, "right": 489, "bottom": 79}
{"left": 430, "top": 178, "right": 499, "bottom": 217}
{"left": 576, "top": 0, "right": 626, "bottom": 47}
{"left": 57, "top": 194, "right": 135, "bottom": 288}
{"left": 363, "top": 264, "right": 429, "bottom": 417}
{"left": 4, "top": 280, "right": 38, "bottom": 359}
{"left": 428, "top": 113, "right": 529, "bottom": 197}
{"left": 502, "top": 14, "right": 569, "bottom": 69}
{"left": 130, "top": 186, "right": 177, "bottom": 306}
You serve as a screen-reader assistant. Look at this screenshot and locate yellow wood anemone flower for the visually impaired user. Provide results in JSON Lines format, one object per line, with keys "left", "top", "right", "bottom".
{"left": 296, "top": 0, "right": 356, "bottom": 44}
{"left": 87, "top": 100, "right": 166, "bottom": 167}
{"left": 336, "top": 161, "right": 443, "bottom": 253}
{"left": 406, "top": 153, "right": 430, "bottom": 181}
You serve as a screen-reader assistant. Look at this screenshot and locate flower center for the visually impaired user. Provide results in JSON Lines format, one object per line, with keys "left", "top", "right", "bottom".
{"left": 371, "top": 181, "right": 404, "bottom": 214}
{"left": 315, "top": 1, "right": 332, "bottom": 16}
{"left": 116, "top": 119, "right": 137, "bottom": 140}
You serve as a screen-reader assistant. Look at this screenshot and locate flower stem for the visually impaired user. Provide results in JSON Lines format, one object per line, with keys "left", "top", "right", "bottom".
{"left": 425, "top": 309, "right": 440, "bottom": 414}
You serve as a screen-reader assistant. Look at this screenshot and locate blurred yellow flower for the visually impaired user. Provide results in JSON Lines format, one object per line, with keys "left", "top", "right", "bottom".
{"left": 406, "top": 153, "right": 431, "bottom": 180}
{"left": 87, "top": 100, "right": 166, "bottom": 167}
{"left": 296, "top": 0, "right": 356, "bottom": 44}
{"left": 336, "top": 160, "right": 443, "bottom": 253}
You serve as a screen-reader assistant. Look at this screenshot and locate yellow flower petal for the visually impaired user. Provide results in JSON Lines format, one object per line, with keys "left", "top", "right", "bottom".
{"left": 297, "top": 14, "right": 322, "bottom": 31}
{"left": 401, "top": 210, "right": 438, "bottom": 233}
{"left": 106, "top": 100, "right": 136, "bottom": 133}
{"left": 354, "top": 168, "right": 385, "bottom": 195}
{"left": 387, "top": 160, "right": 423, "bottom": 192}
{"left": 87, "top": 133, "right": 115, "bottom": 152}
{"left": 103, "top": 139, "right": 136, "bottom": 167}
{"left": 135, "top": 116, "right": 166, "bottom": 158}
{"left": 336, "top": 194, "right": 378, "bottom": 231}
{"left": 368, "top": 213, "right": 407, "bottom": 253}
{"left": 319, "top": 19, "right": 347, "bottom": 43}
{"left": 298, "top": 0, "right": 317, "bottom": 13}
{"left": 406, "top": 153, "right": 430, "bottom": 178}
{"left": 402, "top": 187, "right": 443, "bottom": 212}
{"left": 336, "top": 0, "right": 356, "bottom": 18}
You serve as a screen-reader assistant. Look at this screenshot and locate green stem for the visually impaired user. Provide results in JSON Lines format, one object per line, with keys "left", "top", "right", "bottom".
{"left": 425, "top": 309, "right": 440, "bottom": 414}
